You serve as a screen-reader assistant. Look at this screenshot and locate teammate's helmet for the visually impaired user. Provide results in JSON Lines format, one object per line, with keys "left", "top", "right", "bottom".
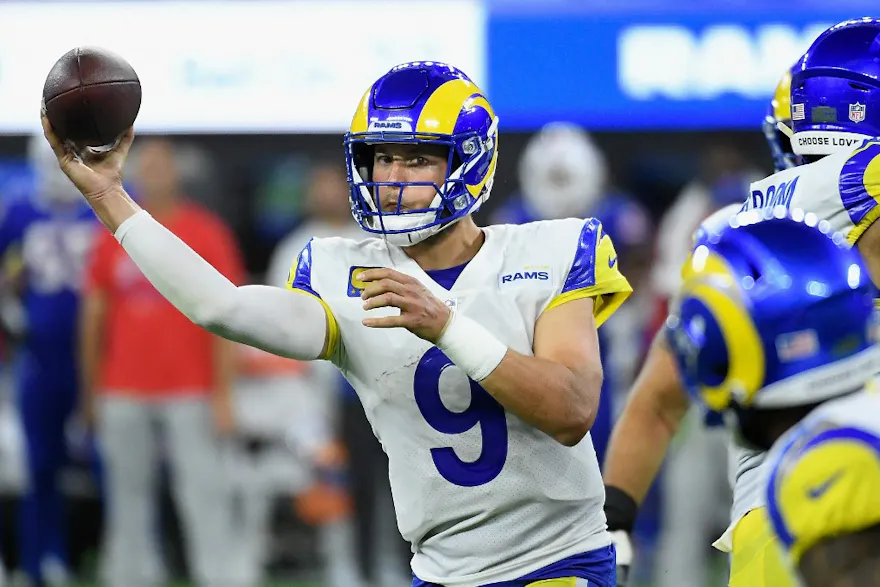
{"left": 681, "top": 203, "right": 743, "bottom": 282}
{"left": 667, "top": 208, "right": 880, "bottom": 413}
{"left": 344, "top": 62, "right": 499, "bottom": 246}
{"left": 790, "top": 18, "right": 880, "bottom": 157}
{"left": 518, "top": 122, "right": 607, "bottom": 220}
{"left": 763, "top": 66, "right": 803, "bottom": 171}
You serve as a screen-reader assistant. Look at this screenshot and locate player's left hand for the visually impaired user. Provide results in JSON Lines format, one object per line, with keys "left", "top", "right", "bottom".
{"left": 359, "top": 268, "right": 451, "bottom": 343}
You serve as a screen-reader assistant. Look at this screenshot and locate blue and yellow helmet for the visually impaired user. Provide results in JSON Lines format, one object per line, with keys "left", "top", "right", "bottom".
{"left": 763, "top": 65, "right": 804, "bottom": 171}
{"left": 667, "top": 208, "right": 880, "bottom": 413}
{"left": 790, "top": 18, "right": 880, "bottom": 157}
{"left": 344, "top": 62, "right": 499, "bottom": 246}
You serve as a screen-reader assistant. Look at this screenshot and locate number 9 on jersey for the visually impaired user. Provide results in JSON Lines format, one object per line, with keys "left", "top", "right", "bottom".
{"left": 413, "top": 347, "right": 509, "bottom": 487}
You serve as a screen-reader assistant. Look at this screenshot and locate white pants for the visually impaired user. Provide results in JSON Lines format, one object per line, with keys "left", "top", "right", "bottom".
{"left": 98, "top": 394, "right": 241, "bottom": 587}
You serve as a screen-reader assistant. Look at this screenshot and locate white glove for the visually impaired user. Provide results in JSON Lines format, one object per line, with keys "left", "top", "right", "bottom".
{"left": 609, "top": 529, "right": 633, "bottom": 586}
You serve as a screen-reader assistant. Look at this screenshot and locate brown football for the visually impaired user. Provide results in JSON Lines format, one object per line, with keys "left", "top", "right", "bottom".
{"left": 42, "top": 46, "right": 141, "bottom": 148}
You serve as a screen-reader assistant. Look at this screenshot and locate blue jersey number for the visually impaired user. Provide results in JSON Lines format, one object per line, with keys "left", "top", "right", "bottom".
{"left": 413, "top": 347, "right": 508, "bottom": 487}
{"left": 21, "top": 221, "right": 93, "bottom": 294}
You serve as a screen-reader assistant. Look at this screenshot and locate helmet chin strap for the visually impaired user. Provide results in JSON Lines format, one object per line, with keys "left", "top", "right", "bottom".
{"left": 379, "top": 212, "right": 466, "bottom": 247}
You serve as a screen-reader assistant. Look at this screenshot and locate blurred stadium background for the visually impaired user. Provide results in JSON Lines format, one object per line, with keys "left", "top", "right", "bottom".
{"left": 0, "top": 1, "right": 874, "bottom": 586}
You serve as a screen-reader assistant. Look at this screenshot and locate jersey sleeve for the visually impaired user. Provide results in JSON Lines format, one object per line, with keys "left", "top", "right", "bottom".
{"left": 545, "top": 218, "right": 633, "bottom": 327}
{"left": 764, "top": 420, "right": 880, "bottom": 565}
{"left": 839, "top": 139, "right": 880, "bottom": 244}
{"left": 285, "top": 238, "right": 341, "bottom": 361}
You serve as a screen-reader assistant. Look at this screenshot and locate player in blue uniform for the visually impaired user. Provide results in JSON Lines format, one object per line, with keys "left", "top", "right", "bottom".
{"left": 3, "top": 136, "right": 97, "bottom": 586}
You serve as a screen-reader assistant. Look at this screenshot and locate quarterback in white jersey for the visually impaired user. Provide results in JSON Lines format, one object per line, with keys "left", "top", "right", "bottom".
{"left": 665, "top": 209, "right": 880, "bottom": 587}
{"left": 291, "top": 218, "right": 629, "bottom": 584}
{"left": 39, "top": 61, "right": 630, "bottom": 587}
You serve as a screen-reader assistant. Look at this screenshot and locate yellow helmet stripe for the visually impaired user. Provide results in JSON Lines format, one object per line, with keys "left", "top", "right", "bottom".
{"left": 772, "top": 70, "right": 793, "bottom": 122}
{"left": 349, "top": 87, "right": 372, "bottom": 134}
{"left": 680, "top": 277, "right": 766, "bottom": 410}
{"left": 416, "top": 79, "right": 489, "bottom": 134}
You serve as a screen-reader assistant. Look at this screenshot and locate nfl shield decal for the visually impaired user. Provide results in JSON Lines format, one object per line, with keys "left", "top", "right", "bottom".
{"left": 849, "top": 102, "right": 866, "bottom": 123}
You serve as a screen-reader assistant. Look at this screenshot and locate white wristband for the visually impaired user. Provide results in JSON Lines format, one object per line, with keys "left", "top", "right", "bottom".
{"left": 435, "top": 311, "right": 508, "bottom": 382}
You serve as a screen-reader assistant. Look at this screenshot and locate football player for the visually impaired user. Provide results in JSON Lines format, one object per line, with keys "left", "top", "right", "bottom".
{"left": 666, "top": 209, "right": 880, "bottom": 587}
{"left": 743, "top": 18, "right": 880, "bottom": 286}
{"left": 601, "top": 63, "right": 803, "bottom": 587}
{"left": 2, "top": 135, "right": 97, "bottom": 586}
{"left": 41, "top": 62, "right": 632, "bottom": 586}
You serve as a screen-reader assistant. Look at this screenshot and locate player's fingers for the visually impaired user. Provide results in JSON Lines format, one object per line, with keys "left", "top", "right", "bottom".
{"left": 357, "top": 268, "right": 390, "bottom": 283}
{"left": 41, "top": 112, "right": 89, "bottom": 177}
{"left": 362, "top": 315, "right": 407, "bottom": 329}
{"left": 361, "top": 278, "right": 407, "bottom": 300}
{"left": 362, "top": 292, "right": 407, "bottom": 311}
{"left": 40, "top": 112, "right": 68, "bottom": 160}
{"left": 114, "top": 127, "right": 135, "bottom": 158}
{"left": 358, "top": 267, "right": 413, "bottom": 284}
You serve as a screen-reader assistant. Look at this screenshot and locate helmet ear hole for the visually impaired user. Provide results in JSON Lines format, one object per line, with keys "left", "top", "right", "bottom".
{"left": 352, "top": 143, "right": 374, "bottom": 181}
{"left": 450, "top": 150, "right": 462, "bottom": 172}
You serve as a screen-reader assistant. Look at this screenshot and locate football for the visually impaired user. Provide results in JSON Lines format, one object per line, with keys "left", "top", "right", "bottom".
{"left": 42, "top": 46, "right": 141, "bottom": 148}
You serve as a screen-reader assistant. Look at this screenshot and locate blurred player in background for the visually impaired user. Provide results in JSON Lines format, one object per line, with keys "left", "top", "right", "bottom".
{"left": 643, "top": 135, "right": 765, "bottom": 587}
{"left": 269, "top": 163, "right": 411, "bottom": 587}
{"left": 79, "top": 137, "right": 245, "bottom": 587}
{"left": 0, "top": 135, "right": 98, "bottom": 587}
{"left": 602, "top": 63, "right": 803, "bottom": 587}
{"left": 265, "top": 162, "right": 380, "bottom": 587}
{"left": 491, "top": 122, "right": 654, "bottom": 465}
{"left": 43, "top": 61, "right": 631, "bottom": 586}
{"left": 666, "top": 210, "right": 880, "bottom": 587}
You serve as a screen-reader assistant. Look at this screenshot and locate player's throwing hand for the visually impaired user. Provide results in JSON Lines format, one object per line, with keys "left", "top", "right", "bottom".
{"left": 359, "top": 268, "right": 451, "bottom": 343}
{"left": 40, "top": 112, "right": 133, "bottom": 202}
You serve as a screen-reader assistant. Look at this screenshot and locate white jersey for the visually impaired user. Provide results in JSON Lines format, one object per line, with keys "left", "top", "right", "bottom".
{"left": 286, "top": 218, "right": 632, "bottom": 585}
{"left": 711, "top": 442, "right": 768, "bottom": 552}
{"left": 763, "top": 385, "right": 880, "bottom": 565}
{"left": 742, "top": 138, "right": 880, "bottom": 244}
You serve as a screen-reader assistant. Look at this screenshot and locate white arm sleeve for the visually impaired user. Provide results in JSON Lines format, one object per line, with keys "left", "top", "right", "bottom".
{"left": 115, "top": 210, "right": 328, "bottom": 361}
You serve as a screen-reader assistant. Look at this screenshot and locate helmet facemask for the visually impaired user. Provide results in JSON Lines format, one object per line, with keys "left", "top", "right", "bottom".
{"left": 345, "top": 117, "right": 498, "bottom": 247}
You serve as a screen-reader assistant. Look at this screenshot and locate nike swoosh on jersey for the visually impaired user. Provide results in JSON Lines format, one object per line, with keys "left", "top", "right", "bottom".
{"left": 608, "top": 255, "right": 618, "bottom": 268}
{"left": 807, "top": 470, "right": 844, "bottom": 499}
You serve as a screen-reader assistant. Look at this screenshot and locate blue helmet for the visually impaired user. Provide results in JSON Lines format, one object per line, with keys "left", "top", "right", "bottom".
{"left": 790, "top": 18, "right": 880, "bottom": 157}
{"left": 763, "top": 64, "right": 804, "bottom": 171}
{"left": 667, "top": 208, "right": 880, "bottom": 414}
{"left": 344, "top": 62, "right": 499, "bottom": 246}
